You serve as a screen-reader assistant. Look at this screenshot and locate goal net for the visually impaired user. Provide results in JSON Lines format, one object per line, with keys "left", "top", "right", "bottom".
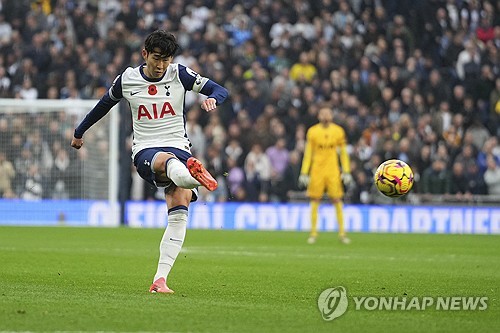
{"left": 0, "top": 99, "right": 119, "bottom": 226}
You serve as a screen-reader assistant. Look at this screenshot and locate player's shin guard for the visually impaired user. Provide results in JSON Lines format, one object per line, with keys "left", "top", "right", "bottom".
{"left": 165, "top": 157, "right": 200, "bottom": 189}
{"left": 310, "top": 201, "right": 319, "bottom": 238}
{"left": 153, "top": 206, "right": 188, "bottom": 282}
{"left": 334, "top": 201, "right": 345, "bottom": 238}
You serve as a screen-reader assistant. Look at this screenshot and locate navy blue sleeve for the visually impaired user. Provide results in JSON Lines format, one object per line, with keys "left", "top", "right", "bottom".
{"left": 109, "top": 74, "right": 123, "bottom": 100}
{"left": 178, "top": 64, "right": 229, "bottom": 105}
{"left": 200, "top": 80, "right": 229, "bottom": 106}
{"left": 178, "top": 64, "right": 196, "bottom": 89}
{"left": 74, "top": 92, "right": 119, "bottom": 138}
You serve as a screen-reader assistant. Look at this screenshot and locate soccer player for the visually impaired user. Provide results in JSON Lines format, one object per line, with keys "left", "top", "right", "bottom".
{"left": 298, "top": 106, "right": 353, "bottom": 244}
{"left": 70, "top": 30, "right": 229, "bottom": 293}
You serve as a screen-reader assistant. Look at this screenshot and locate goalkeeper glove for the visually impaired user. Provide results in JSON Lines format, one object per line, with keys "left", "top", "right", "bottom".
{"left": 298, "top": 174, "right": 310, "bottom": 189}
{"left": 341, "top": 173, "right": 354, "bottom": 187}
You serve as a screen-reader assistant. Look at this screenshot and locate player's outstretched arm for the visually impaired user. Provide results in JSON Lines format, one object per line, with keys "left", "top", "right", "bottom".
{"left": 71, "top": 92, "right": 119, "bottom": 149}
{"left": 179, "top": 64, "right": 229, "bottom": 109}
{"left": 199, "top": 79, "right": 229, "bottom": 109}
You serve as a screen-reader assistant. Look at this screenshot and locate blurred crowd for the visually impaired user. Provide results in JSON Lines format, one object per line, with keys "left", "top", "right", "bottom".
{"left": 0, "top": 0, "right": 499, "bottom": 204}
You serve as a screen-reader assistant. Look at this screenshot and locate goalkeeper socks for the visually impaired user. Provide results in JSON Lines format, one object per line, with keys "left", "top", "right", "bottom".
{"left": 153, "top": 206, "right": 188, "bottom": 282}
{"left": 334, "top": 201, "right": 346, "bottom": 238}
{"left": 165, "top": 157, "right": 200, "bottom": 189}
{"left": 310, "top": 201, "right": 319, "bottom": 237}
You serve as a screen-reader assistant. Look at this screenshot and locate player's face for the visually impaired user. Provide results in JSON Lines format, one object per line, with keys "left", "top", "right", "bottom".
{"left": 318, "top": 108, "right": 333, "bottom": 124}
{"left": 142, "top": 48, "right": 173, "bottom": 79}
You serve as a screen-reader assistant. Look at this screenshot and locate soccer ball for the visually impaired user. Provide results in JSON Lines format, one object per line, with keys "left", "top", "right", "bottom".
{"left": 374, "top": 159, "right": 414, "bottom": 198}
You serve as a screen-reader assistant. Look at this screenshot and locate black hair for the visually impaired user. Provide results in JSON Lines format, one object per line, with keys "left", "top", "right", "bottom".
{"left": 144, "top": 30, "right": 180, "bottom": 58}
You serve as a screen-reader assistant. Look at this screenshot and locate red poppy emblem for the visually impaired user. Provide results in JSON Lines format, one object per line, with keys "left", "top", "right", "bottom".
{"left": 148, "top": 85, "right": 157, "bottom": 95}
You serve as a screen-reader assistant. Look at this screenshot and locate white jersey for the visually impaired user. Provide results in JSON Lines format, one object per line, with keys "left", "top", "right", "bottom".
{"left": 109, "top": 63, "right": 209, "bottom": 159}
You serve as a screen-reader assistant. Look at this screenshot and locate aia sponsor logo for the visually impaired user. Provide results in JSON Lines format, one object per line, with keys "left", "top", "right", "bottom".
{"left": 137, "top": 102, "right": 176, "bottom": 120}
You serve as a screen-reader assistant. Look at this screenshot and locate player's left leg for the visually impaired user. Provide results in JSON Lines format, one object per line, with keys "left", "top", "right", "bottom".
{"left": 133, "top": 148, "right": 199, "bottom": 293}
{"left": 308, "top": 199, "right": 320, "bottom": 244}
{"left": 150, "top": 186, "right": 193, "bottom": 293}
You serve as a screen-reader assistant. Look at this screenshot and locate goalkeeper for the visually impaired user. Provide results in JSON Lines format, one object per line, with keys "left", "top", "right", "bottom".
{"left": 299, "top": 106, "right": 353, "bottom": 244}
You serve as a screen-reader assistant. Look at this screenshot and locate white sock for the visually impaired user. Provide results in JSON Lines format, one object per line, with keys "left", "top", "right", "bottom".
{"left": 153, "top": 206, "right": 188, "bottom": 282}
{"left": 165, "top": 157, "right": 200, "bottom": 189}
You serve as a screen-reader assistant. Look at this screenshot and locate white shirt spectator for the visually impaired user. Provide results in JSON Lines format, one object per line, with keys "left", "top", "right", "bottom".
{"left": 180, "top": 6, "right": 205, "bottom": 33}
{"left": 456, "top": 41, "right": 480, "bottom": 80}
{"left": 293, "top": 15, "right": 316, "bottom": 40}
{"left": 484, "top": 156, "right": 500, "bottom": 195}
{"left": 0, "top": 14, "right": 12, "bottom": 46}
{"left": 270, "top": 17, "right": 293, "bottom": 43}
{"left": 18, "top": 79, "right": 38, "bottom": 100}
{"left": 244, "top": 143, "right": 272, "bottom": 182}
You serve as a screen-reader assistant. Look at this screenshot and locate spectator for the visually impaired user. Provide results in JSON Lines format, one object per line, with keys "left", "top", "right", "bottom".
{"left": 332, "top": 1, "right": 355, "bottom": 32}
{"left": 51, "top": 148, "right": 70, "bottom": 199}
{"left": 465, "top": 120, "right": 491, "bottom": 152}
{"left": 16, "top": 78, "right": 38, "bottom": 100}
{"left": 265, "top": 137, "right": 290, "bottom": 202}
{"left": 20, "top": 164, "right": 43, "bottom": 200}
{"left": 350, "top": 169, "right": 372, "bottom": 204}
{"left": 484, "top": 155, "right": 500, "bottom": 195}
{"left": 464, "top": 163, "right": 487, "bottom": 195}
{"left": 0, "top": 13, "right": 12, "bottom": 47}
{"left": 289, "top": 51, "right": 317, "bottom": 84}
{"left": 477, "top": 137, "right": 500, "bottom": 174}
{"left": 488, "top": 78, "right": 500, "bottom": 136}
{"left": 455, "top": 143, "right": 478, "bottom": 172}
{"left": 204, "top": 143, "right": 228, "bottom": 202}
{"left": 0, "top": 0, "right": 498, "bottom": 204}
{"left": 476, "top": 16, "right": 495, "bottom": 43}
{"left": 421, "top": 159, "right": 452, "bottom": 195}
{"left": 0, "top": 66, "right": 11, "bottom": 97}
{"left": 244, "top": 143, "right": 272, "bottom": 202}
{"left": 186, "top": 107, "right": 207, "bottom": 159}
{"left": 0, "top": 151, "right": 15, "bottom": 198}
{"left": 449, "top": 161, "right": 469, "bottom": 197}
{"left": 281, "top": 150, "right": 302, "bottom": 196}
{"left": 456, "top": 40, "right": 480, "bottom": 81}
{"left": 226, "top": 157, "right": 246, "bottom": 201}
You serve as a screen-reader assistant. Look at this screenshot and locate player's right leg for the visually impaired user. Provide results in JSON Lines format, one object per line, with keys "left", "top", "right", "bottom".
{"left": 307, "top": 174, "right": 326, "bottom": 244}
{"left": 134, "top": 147, "right": 216, "bottom": 191}
{"left": 154, "top": 153, "right": 201, "bottom": 189}
{"left": 156, "top": 153, "right": 217, "bottom": 191}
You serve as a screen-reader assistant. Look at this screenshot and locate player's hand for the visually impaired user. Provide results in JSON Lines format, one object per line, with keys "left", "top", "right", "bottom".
{"left": 71, "top": 137, "right": 84, "bottom": 149}
{"left": 298, "top": 174, "right": 310, "bottom": 189}
{"left": 201, "top": 98, "right": 217, "bottom": 112}
{"left": 341, "top": 173, "right": 354, "bottom": 187}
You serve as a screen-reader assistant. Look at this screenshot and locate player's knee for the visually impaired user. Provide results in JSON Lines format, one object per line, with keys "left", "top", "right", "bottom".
{"left": 153, "top": 152, "right": 177, "bottom": 173}
{"left": 166, "top": 187, "right": 192, "bottom": 207}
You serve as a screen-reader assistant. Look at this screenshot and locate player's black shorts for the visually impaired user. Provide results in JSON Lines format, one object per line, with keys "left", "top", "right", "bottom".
{"left": 133, "top": 147, "right": 198, "bottom": 201}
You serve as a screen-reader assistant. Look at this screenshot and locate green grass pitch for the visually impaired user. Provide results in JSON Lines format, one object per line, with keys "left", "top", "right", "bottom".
{"left": 0, "top": 226, "right": 499, "bottom": 332}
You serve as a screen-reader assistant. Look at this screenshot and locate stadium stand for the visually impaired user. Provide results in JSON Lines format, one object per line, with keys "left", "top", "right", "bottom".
{"left": 0, "top": 0, "right": 498, "bottom": 204}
